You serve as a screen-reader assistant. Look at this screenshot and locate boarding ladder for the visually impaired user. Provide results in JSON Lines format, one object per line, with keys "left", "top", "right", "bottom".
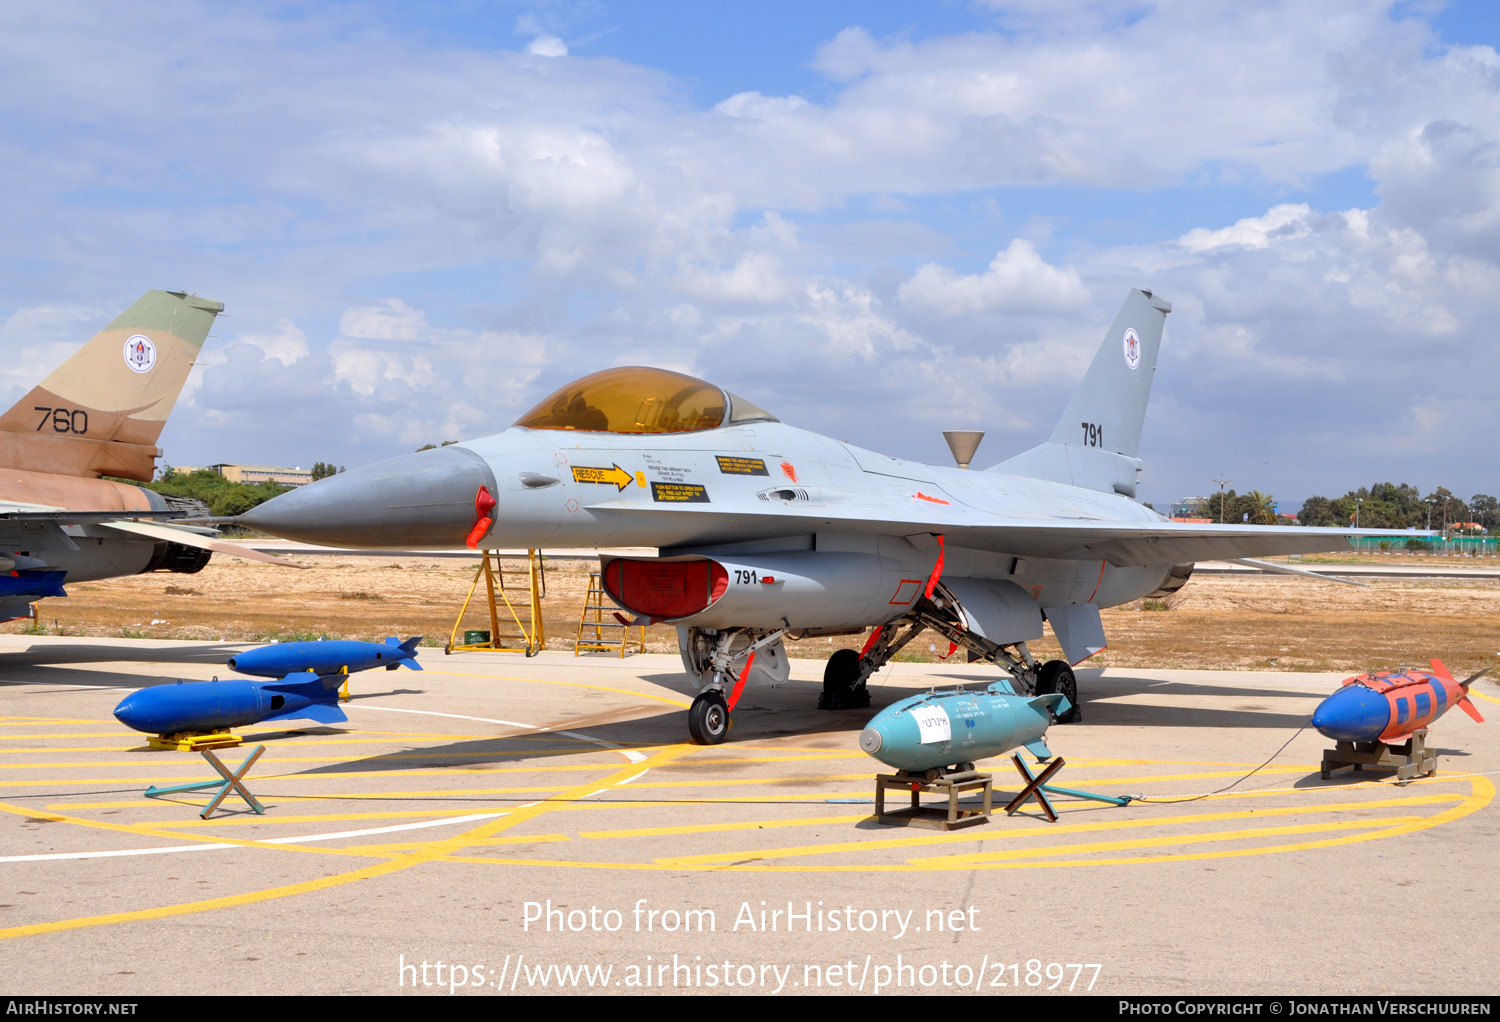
{"left": 446, "top": 550, "right": 547, "bottom": 656}
{"left": 575, "top": 572, "right": 645, "bottom": 657}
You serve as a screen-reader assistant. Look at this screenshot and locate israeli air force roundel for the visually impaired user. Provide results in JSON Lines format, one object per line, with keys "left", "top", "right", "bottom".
{"left": 123, "top": 334, "right": 156, "bottom": 373}
{"left": 1122, "top": 327, "right": 1140, "bottom": 370}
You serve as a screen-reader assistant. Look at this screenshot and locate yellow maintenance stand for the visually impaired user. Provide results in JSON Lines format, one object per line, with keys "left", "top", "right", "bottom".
{"left": 446, "top": 550, "right": 547, "bottom": 656}
{"left": 575, "top": 571, "right": 646, "bottom": 657}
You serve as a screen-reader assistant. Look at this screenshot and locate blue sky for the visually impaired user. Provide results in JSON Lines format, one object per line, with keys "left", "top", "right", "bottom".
{"left": 1, "top": 0, "right": 1497, "bottom": 510}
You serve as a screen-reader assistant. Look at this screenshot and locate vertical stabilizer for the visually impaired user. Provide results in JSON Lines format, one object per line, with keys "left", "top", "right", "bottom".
{"left": 993, "top": 288, "right": 1169, "bottom": 497}
{"left": 0, "top": 290, "right": 223, "bottom": 482}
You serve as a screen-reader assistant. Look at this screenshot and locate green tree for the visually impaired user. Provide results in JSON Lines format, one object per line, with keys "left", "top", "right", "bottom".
{"left": 144, "top": 469, "right": 290, "bottom": 517}
{"left": 1470, "top": 494, "right": 1499, "bottom": 532}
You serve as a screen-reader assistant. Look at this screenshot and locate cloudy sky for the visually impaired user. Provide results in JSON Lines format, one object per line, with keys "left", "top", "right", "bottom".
{"left": 1, "top": 0, "right": 1496, "bottom": 510}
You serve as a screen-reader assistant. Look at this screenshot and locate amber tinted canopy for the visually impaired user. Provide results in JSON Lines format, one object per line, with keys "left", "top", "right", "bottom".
{"left": 514, "top": 366, "right": 777, "bottom": 434}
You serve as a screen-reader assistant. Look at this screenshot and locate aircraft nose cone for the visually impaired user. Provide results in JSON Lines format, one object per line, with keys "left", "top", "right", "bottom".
{"left": 238, "top": 446, "right": 498, "bottom": 548}
{"left": 1311, "top": 685, "right": 1390, "bottom": 743}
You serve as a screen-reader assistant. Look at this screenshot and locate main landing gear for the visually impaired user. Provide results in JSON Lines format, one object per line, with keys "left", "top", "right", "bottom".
{"left": 818, "top": 648, "right": 870, "bottom": 710}
{"left": 816, "top": 589, "right": 1085, "bottom": 724}
{"left": 1034, "top": 659, "right": 1081, "bottom": 723}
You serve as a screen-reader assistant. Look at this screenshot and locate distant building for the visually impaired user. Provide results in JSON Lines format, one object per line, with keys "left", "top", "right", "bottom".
{"left": 1171, "top": 497, "right": 1207, "bottom": 519}
{"left": 203, "top": 464, "right": 313, "bottom": 487}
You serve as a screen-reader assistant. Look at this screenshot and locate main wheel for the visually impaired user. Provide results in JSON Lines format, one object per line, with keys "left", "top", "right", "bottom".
{"left": 819, "top": 648, "right": 868, "bottom": 709}
{"left": 688, "top": 691, "right": 730, "bottom": 744}
{"left": 1034, "top": 660, "right": 1081, "bottom": 723}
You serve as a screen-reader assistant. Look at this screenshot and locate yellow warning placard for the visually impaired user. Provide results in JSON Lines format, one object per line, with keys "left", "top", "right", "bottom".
{"left": 714, "top": 456, "right": 769, "bottom": 476}
{"left": 650, "top": 482, "right": 710, "bottom": 503}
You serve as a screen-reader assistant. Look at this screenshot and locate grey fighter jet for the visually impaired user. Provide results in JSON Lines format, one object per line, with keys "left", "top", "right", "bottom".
{"left": 239, "top": 289, "right": 1409, "bottom": 743}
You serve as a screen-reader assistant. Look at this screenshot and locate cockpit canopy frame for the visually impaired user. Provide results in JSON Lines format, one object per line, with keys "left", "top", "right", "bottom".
{"left": 514, "top": 366, "right": 778, "bottom": 434}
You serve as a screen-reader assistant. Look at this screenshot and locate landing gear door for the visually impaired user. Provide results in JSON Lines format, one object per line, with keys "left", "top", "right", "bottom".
{"left": 941, "top": 577, "right": 1044, "bottom": 646}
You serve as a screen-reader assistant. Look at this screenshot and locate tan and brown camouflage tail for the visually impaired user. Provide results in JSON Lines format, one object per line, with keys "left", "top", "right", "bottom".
{"left": 0, "top": 290, "right": 223, "bottom": 482}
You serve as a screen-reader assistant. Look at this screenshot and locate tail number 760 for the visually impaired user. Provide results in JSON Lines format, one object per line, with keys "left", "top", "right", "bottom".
{"left": 35, "top": 407, "right": 89, "bottom": 434}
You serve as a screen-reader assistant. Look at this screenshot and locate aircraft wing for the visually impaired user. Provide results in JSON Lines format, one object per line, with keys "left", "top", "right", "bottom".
{"left": 0, "top": 506, "right": 299, "bottom": 568}
{"left": 95, "top": 519, "right": 302, "bottom": 568}
{"left": 588, "top": 502, "right": 1415, "bottom": 566}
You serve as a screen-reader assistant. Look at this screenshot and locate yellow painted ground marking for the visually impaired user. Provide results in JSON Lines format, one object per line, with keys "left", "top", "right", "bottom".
{"left": 0, "top": 733, "right": 150, "bottom": 740}
{"left": 654, "top": 791, "right": 1468, "bottom": 866}
{"left": 4, "top": 746, "right": 161, "bottom": 754}
{"left": 913, "top": 816, "right": 1424, "bottom": 865}
{"left": 581, "top": 814, "right": 870, "bottom": 840}
{"left": 621, "top": 774, "right": 872, "bottom": 789}
{"left": 0, "top": 718, "right": 99, "bottom": 726}
{"left": 431, "top": 669, "right": 693, "bottom": 709}
{"left": 0, "top": 776, "right": 577, "bottom": 790}
{"left": 347, "top": 833, "right": 571, "bottom": 854}
{"left": 681, "top": 750, "right": 870, "bottom": 756}
{"left": 0, "top": 743, "right": 688, "bottom": 942}
{"left": 899, "top": 784, "right": 1495, "bottom": 871}
{"left": 1, "top": 755, "right": 628, "bottom": 769}
{"left": 116, "top": 809, "right": 523, "bottom": 829}
{"left": 54, "top": 788, "right": 590, "bottom": 810}
{"left": 0, "top": 799, "right": 383, "bottom": 861}
{"left": 1470, "top": 689, "right": 1500, "bottom": 708}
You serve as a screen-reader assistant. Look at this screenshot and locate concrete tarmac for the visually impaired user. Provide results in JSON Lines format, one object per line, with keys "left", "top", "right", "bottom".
{"left": 2, "top": 635, "right": 1497, "bottom": 997}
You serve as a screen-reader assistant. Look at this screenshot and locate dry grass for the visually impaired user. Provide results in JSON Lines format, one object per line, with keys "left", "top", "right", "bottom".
{"left": 5, "top": 553, "right": 1497, "bottom": 679}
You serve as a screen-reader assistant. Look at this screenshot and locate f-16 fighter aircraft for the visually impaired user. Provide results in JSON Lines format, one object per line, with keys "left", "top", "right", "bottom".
{"left": 0, "top": 289, "right": 288, "bottom": 622}
{"left": 238, "top": 289, "right": 1411, "bottom": 743}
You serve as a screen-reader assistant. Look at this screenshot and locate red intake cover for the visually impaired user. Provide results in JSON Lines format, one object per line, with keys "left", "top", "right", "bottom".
{"left": 603, "top": 559, "right": 728, "bottom": 620}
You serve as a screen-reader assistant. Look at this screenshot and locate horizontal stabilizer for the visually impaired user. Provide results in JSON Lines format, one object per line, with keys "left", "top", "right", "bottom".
{"left": 1226, "top": 557, "right": 1368, "bottom": 587}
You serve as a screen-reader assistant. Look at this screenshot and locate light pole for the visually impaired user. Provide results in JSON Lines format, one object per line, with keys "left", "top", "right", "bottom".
{"left": 1354, "top": 497, "right": 1362, "bottom": 529}
{"left": 1214, "top": 475, "right": 1231, "bottom": 524}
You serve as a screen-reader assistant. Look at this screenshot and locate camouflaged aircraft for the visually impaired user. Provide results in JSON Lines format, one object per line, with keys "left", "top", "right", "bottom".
{"left": 0, "top": 290, "right": 288, "bottom": 623}
{"left": 238, "top": 289, "right": 1410, "bottom": 743}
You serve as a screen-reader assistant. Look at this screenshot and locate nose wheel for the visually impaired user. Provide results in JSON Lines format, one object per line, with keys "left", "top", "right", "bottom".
{"left": 688, "top": 690, "right": 730, "bottom": 744}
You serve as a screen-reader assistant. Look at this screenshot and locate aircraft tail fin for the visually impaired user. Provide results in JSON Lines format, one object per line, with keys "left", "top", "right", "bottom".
{"left": 0, "top": 290, "right": 224, "bottom": 482}
{"left": 993, "top": 288, "right": 1170, "bottom": 498}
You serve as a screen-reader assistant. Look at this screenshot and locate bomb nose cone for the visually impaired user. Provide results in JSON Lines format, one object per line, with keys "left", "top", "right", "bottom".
{"left": 859, "top": 727, "right": 883, "bottom": 754}
{"left": 238, "top": 446, "right": 498, "bottom": 548}
{"left": 113, "top": 691, "right": 145, "bottom": 731}
{"left": 1311, "top": 685, "right": 1391, "bottom": 742}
